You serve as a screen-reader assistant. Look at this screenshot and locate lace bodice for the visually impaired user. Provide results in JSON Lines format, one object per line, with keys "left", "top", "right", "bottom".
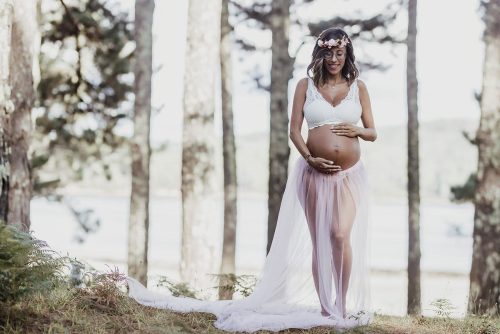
{"left": 303, "top": 77, "right": 362, "bottom": 129}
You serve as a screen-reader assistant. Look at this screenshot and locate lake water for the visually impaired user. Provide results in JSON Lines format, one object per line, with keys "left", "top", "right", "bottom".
{"left": 30, "top": 195, "right": 474, "bottom": 317}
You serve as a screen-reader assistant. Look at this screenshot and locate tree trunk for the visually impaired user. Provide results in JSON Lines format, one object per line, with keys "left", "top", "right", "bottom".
{"left": 6, "top": 0, "right": 37, "bottom": 232}
{"left": 0, "top": 0, "right": 13, "bottom": 223}
{"left": 218, "top": 0, "right": 238, "bottom": 300}
{"left": 406, "top": 0, "right": 421, "bottom": 316}
{"left": 266, "top": 0, "right": 292, "bottom": 254}
{"left": 181, "top": 0, "right": 222, "bottom": 295}
{"left": 127, "top": 0, "right": 154, "bottom": 286}
{"left": 467, "top": 0, "right": 500, "bottom": 316}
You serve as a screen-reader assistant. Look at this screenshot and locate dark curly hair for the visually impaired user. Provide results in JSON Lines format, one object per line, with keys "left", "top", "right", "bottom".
{"left": 306, "top": 27, "right": 359, "bottom": 88}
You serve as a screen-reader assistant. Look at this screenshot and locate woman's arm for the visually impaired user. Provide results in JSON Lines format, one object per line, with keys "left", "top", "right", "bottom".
{"left": 356, "top": 79, "right": 377, "bottom": 142}
{"left": 329, "top": 79, "right": 377, "bottom": 141}
{"left": 289, "top": 78, "right": 312, "bottom": 159}
{"left": 289, "top": 78, "right": 341, "bottom": 174}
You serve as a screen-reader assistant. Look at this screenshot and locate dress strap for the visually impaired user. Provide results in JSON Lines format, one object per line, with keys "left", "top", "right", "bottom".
{"left": 351, "top": 78, "right": 360, "bottom": 101}
{"left": 305, "top": 77, "right": 319, "bottom": 105}
{"left": 307, "top": 77, "right": 321, "bottom": 98}
{"left": 307, "top": 76, "right": 312, "bottom": 91}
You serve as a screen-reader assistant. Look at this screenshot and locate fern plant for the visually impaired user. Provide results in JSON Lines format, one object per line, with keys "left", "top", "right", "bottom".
{"left": 430, "top": 298, "right": 456, "bottom": 318}
{"left": 0, "top": 222, "right": 64, "bottom": 303}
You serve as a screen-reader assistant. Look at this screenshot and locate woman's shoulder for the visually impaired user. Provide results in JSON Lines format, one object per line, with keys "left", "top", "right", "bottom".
{"left": 295, "top": 77, "right": 310, "bottom": 92}
{"left": 356, "top": 77, "right": 367, "bottom": 90}
{"left": 298, "top": 77, "right": 310, "bottom": 86}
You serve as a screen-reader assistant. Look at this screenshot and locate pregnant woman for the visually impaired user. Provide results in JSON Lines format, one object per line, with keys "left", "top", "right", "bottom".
{"left": 127, "top": 27, "right": 376, "bottom": 332}
{"left": 290, "top": 26, "right": 377, "bottom": 320}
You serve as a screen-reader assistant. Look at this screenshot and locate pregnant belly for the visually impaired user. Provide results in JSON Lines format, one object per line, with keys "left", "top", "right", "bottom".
{"left": 306, "top": 125, "right": 361, "bottom": 170}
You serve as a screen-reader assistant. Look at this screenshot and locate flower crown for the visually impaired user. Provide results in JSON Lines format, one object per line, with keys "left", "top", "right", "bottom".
{"left": 317, "top": 35, "right": 350, "bottom": 49}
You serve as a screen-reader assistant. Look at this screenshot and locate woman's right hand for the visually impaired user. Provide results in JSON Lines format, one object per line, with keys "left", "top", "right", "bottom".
{"left": 308, "top": 157, "right": 342, "bottom": 174}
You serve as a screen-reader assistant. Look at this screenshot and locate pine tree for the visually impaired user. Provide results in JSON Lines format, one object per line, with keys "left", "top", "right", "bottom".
{"left": 128, "top": 0, "right": 155, "bottom": 285}
{"left": 127, "top": 0, "right": 154, "bottom": 286}
{"left": 267, "top": 0, "right": 292, "bottom": 254}
{"left": 35, "top": 0, "right": 134, "bottom": 192}
{"left": 467, "top": 0, "right": 500, "bottom": 316}
{"left": 3, "top": 0, "right": 38, "bottom": 231}
{"left": 406, "top": 0, "right": 421, "bottom": 316}
{"left": 219, "top": 0, "right": 238, "bottom": 300}
{"left": 0, "top": 0, "right": 14, "bottom": 224}
{"left": 181, "top": 0, "right": 222, "bottom": 295}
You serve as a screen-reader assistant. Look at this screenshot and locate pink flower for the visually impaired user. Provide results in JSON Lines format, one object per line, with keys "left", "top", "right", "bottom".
{"left": 317, "top": 36, "right": 350, "bottom": 49}
{"left": 327, "top": 39, "right": 336, "bottom": 47}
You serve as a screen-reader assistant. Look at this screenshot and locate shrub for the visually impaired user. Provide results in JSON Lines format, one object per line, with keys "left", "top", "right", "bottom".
{"left": 212, "top": 273, "right": 257, "bottom": 298}
{"left": 429, "top": 298, "right": 456, "bottom": 318}
{"left": 157, "top": 276, "right": 198, "bottom": 299}
{"left": 73, "top": 266, "right": 129, "bottom": 313}
{"left": 0, "top": 222, "right": 64, "bottom": 303}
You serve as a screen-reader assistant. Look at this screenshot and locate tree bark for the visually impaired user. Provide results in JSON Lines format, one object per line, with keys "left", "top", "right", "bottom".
{"left": 467, "top": 0, "right": 500, "bottom": 316}
{"left": 0, "top": 0, "right": 13, "bottom": 223}
{"left": 6, "top": 0, "right": 37, "bottom": 232}
{"left": 266, "top": 0, "right": 292, "bottom": 254}
{"left": 219, "top": 0, "right": 238, "bottom": 300}
{"left": 406, "top": 0, "right": 421, "bottom": 316}
{"left": 127, "top": 0, "right": 154, "bottom": 286}
{"left": 181, "top": 0, "right": 222, "bottom": 295}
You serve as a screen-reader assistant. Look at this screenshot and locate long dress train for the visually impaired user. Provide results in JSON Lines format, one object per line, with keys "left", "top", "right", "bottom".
{"left": 127, "top": 156, "right": 373, "bottom": 332}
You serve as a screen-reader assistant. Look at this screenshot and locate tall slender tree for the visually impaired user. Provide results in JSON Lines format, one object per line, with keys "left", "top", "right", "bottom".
{"left": 5, "top": 0, "right": 38, "bottom": 232}
{"left": 219, "top": 0, "right": 238, "bottom": 300}
{"left": 127, "top": 0, "right": 154, "bottom": 286}
{"left": 181, "top": 0, "right": 222, "bottom": 294}
{"left": 266, "top": 0, "right": 292, "bottom": 254}
{"left": 406, "top": 0, "right": 421, "bottom": 315}
{"left": 0, "top": 0, "right": 14, "bottom": 223}
{"left": 468, "top": 0, "right": 500, "bottom": 316}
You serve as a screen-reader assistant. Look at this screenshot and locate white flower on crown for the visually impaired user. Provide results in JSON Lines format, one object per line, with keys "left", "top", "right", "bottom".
{"left": 317, "top": 35, "right": 350, "bottom": 49}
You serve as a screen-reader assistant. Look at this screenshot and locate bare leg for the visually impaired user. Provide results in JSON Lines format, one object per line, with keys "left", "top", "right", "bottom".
{"left": 299, "top": 170, "right": 330, "bottom": 316}
{"left": 331, "top": 180, "right": 356, "bottom": 318}
{"left": 305, "top": 176, "right": 328, "bottom": 315}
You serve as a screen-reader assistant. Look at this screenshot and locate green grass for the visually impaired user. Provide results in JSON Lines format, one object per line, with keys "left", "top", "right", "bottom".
{"left": 1, "top": 284, "right": 499, "bottom": 334}
{"left": 1, "top": 223, "right": 498, "bottom": 333}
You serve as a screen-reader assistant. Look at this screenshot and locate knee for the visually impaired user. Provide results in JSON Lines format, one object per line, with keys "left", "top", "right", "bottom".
{"left": 331, "top": 231, "right": 350, "bottom": 245}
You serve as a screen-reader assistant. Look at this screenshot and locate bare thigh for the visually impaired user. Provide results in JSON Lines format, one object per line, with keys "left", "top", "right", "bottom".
{"left": 305, "top": 173, "right": 318, "bottom": 243}
{"left": 298, "top": 170, "right": 318, "bottom": 243}
{"left": 331, "top": 179, "right": 357, "bottom": 241}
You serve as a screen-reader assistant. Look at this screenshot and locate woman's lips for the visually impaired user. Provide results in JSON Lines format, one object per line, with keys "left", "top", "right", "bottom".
{"left": 328, "top": 64, "right": 339, "bottom": 70}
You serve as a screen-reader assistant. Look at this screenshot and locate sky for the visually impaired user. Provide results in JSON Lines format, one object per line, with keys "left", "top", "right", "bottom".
{"left": 122, "top": 0, "right": 485, "bottom": 145}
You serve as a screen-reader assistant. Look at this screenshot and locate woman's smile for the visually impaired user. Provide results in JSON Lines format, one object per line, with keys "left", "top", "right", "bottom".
{"left": 327, "top": 62, "right": 341, "bottom": 72}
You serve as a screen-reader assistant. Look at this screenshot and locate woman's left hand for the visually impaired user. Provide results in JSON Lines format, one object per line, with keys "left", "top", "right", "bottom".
{"left": 330, "top": 123, "right": 360, "bottom": 137}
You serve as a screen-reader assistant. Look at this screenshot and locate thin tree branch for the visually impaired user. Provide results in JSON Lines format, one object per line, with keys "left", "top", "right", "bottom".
{"left": 58, "top": 0, "right": 84, "bottom": 99}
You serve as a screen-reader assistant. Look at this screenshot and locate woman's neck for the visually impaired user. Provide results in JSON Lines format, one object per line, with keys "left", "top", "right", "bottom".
{"left": 326, "top": 73, "right": 344, "bottom": 85}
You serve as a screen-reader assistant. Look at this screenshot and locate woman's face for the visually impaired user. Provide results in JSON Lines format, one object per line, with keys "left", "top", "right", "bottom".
{"left": 323, "top": 46, "right": 346, "bottom": 76}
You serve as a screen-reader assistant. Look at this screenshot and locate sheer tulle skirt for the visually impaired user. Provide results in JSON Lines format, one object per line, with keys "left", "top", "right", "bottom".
{"left": 127, "top": 157, "right": 373, "bottom": 332}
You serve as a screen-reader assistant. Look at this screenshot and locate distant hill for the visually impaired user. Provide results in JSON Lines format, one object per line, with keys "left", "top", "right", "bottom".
{"left": 64, "top": 118, "right": 478, "bottom": 203}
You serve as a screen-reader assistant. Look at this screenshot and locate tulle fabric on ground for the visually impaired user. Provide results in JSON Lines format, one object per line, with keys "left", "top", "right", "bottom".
{"left": 127, "top": 157, "right": 373, "bottom": 332}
